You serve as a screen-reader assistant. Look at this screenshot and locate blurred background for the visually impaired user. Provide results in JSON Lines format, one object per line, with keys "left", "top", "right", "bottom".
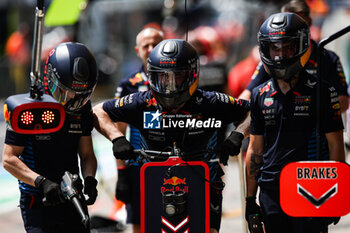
{"left": 0, "top": 0, "right": 350, "bottom": 232}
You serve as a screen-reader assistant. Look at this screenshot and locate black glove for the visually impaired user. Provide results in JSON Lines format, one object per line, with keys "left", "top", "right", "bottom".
{"left": 245, "top": 196, "right": 261, "bottom": 221}
{"left": 220, "top": 131, "right": 244, "bottom": 165}
{"left": 324, "top": 217, "right": 340, "bottom": 226}
{"left": 84, "top": 176, "right": 98, "bottom": 205}
{"left": 115, "top": 167, "right": 132, "bottom": 204}
{"left": 112, "top": 136, "right": 136, "bottom": 160}
{"left": 38, "top": 178, "right": 65, "bottom": 206}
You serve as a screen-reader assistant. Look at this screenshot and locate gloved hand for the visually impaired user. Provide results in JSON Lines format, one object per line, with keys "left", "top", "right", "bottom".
{"left": 112, "top": 136, "right": 136, "bottom": 160}
{"left": 115, "top": 167, "right": 132, "bottom": 204}
{"left": 245, "top": 196, "right": 261, "bottom": 221}
{"left": 325, "top": 217, "right": 340, "bottom": 225}
{"left": 84, "top": 176, "right": 98, "bottom": 205}
{"left": 219, "top": 131, "right": 244, "bottom": 165}
{"left": 39, "top": 178, "right": 65, "bottom": 206}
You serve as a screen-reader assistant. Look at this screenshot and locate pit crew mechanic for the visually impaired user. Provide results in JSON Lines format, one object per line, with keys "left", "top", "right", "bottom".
{"left": 245, "top": 13, "right": 345, "bottom": 233}
{"left": 239, "top": 0, "right": 348, "bottom": 114}
{"left": 93, "top": 39, "right": 250, "bottom": 233}
{"left": 113, "top": 26, "right": 164, "bottom": 233}
{"left": 2, "top": 42, "right": 99, "bottom": 233}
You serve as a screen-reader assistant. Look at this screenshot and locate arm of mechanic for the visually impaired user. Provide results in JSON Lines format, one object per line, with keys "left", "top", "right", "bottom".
{"left": 2, "top": 144, "right": 39, "bottom": 187}
{"left": 93, "top": 102, "right": 125, "bottom": 141}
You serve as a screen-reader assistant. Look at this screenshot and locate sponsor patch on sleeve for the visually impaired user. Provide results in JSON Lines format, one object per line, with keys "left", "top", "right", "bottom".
{"left": 115, "top": 94, "right": 134, "bottom": 108}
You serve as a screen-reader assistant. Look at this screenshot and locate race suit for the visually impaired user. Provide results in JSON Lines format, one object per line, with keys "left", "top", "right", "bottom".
{"left": 4, "top": 101, "right": 94, "bottom": 233}
{"left": 250, "top": 71, "right": 343, "bottom": 232}
{"left": 103, "top": 89, "right": 250, "bottom": 230}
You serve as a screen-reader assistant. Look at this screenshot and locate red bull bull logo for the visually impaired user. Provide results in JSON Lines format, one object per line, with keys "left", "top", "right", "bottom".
{"left": 259, "top": 81, "right": 272, "bottom": 96}
{"left": 163, "top": 176, "right": 186, "bottom": 186}
{"left": 161, "top": 176, "right": 188, "bottom": 193}
{"left": 129, "top": 73, "right": 143, "bottom": 86}
{"left": 146, "top": 98, "right": 157, "bottom": 107}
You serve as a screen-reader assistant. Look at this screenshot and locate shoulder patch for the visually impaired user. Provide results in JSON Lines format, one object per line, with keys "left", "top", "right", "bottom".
{"left": 259, "top": 81, "right": 272, "bottom": 96}
{"left": 129, "top": 73, "right": 143, "bottom": 86}
{"left": 115, "top": 94, "right": 134, "bottom": 107}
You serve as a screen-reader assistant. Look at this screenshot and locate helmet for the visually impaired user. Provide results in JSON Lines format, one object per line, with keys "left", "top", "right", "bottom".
{"left": 44, "top": 42, "right": 98, "bottom": 112}
{"left": 258, "top": 12, "right": 311, "bottom": 81}
{"left": 147, "top": 39, "right": 199, "bottom": 110}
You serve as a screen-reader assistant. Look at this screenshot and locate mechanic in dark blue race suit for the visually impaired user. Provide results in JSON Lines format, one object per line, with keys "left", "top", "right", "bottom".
{"left": 113, "top": 26, "right": 164, "bottom": 233}
{"left": 239, "top": 0, "right": 348, "bottom": 114}
{"left": 93, "top": 39, "right": 250, "bottom": 233}
{"left": 245, "top": 13, "right": 345, "bottom": 233}
{"left": 2, "top": 42, "right": 99, "bottom": 233}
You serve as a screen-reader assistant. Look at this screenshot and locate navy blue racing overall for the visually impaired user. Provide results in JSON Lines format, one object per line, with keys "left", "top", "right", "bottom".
{"left": 250, "top": 71, "right": 343, "bottom": 233}
{"left": 4, "top": 101, "right": 94, "bottom": 233}
{"left": 103, "top": 89, "right": 250, "bottom": 231}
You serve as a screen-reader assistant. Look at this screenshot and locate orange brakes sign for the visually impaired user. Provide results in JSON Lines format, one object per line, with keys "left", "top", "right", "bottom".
{"left": 280, "top": 161, "right": 350, "bottom": 217}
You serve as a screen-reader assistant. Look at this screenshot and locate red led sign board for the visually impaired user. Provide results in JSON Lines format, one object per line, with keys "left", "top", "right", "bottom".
{"left": 4, "top": 93, "right": 65, "bottom": 134}
{"left": 280, "top": 161, "right": 350, "bottom": 217}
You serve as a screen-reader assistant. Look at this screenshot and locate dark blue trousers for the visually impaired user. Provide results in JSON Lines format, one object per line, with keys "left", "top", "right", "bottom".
{"left": 20, "top": 192, "right": 90, "bottom": 233}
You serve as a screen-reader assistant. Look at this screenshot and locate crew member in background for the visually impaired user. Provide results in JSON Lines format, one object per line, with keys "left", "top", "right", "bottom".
{"left": 113, "top": 25, "right": 164, "bottom": 233}
{"left": 239, "top": 0, "right": 348, "bottom": 115}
